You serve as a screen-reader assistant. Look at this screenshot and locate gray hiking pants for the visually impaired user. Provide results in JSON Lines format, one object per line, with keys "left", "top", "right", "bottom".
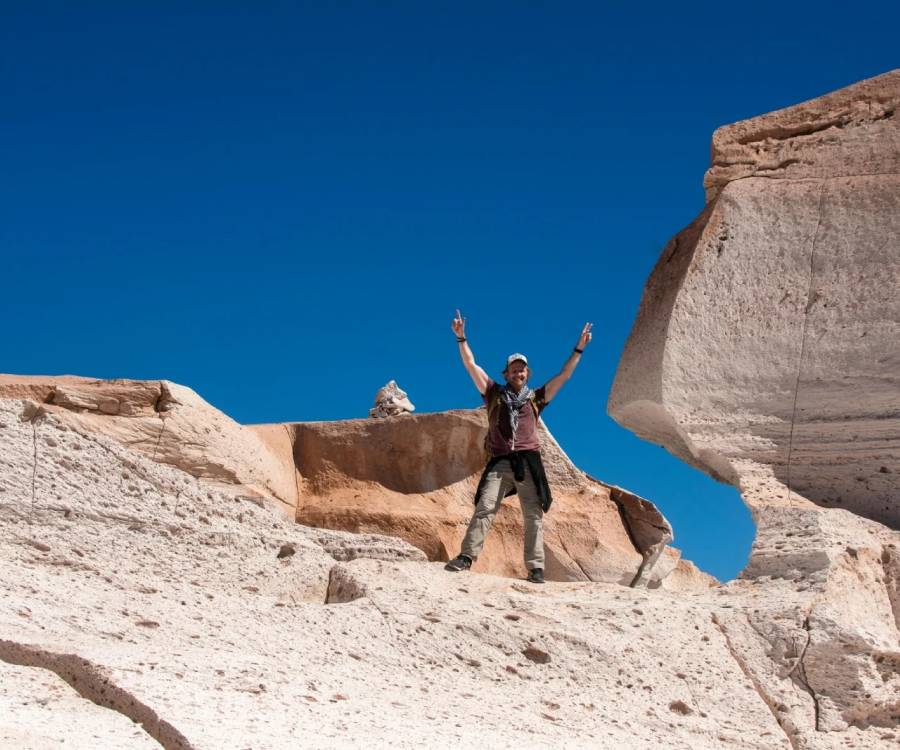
{"left": 460, "top": 458, "right": 545, "bottom": 570}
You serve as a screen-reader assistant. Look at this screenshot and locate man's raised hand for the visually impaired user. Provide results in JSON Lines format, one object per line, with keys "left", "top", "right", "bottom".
{"left": 577, "top": 322, "right": 593, "bottom": 350}
{"left": 452, "top": 309, "right": 467, "bottom": 339}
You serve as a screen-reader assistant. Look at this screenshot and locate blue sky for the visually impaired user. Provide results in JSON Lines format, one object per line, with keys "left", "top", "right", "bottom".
{"left": 2, "top": 2, "right": 897, "bottom": 580}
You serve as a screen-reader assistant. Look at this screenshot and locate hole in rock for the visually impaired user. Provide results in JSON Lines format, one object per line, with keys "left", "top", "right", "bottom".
{"left": 574, "top": 426, "right": 754, "bottom": 582}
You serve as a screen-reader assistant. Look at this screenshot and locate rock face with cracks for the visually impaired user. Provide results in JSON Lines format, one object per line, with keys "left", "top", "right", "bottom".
{"left": 609, "top": 69, "right": 900, "bottom": 526}
{"left": 610, "top": 70, "right": 900, "bottom": 747}
{"left": 0, "top": 393, "right": 785, "bottom": 749}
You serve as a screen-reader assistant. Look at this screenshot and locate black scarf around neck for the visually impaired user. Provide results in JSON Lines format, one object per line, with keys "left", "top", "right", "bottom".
{"left": 501, "top": 384, "right": 534, "bottom": 441}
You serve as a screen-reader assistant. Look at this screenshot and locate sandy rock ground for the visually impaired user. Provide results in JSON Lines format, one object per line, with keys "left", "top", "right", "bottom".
{"left": 2, "top": 393, "right": 897, "bottom": 749}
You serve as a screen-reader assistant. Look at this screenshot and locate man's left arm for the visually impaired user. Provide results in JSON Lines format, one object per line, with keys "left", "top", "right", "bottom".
{"left": 543, "top": 322, "right": 593, "bottom": 403}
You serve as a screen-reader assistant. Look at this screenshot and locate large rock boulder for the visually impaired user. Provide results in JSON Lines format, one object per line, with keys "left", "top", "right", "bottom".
{"left": 609, "top": 71, "right": 900, "bottom": 748}
{"left": 608, "top": 69, "right": 900, "bottom": 526}
{"left": 253, "top": 409, "right": 675, "bottom": 585}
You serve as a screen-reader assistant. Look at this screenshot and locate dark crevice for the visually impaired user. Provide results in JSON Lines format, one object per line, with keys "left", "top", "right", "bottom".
{"left": 0, "top": 640, "right": 193, "bottom": 749}
{"left": 792, "top": 617, "right": 821, "bottom": 732}
{"left": 711, "top": 613, "right": 801, "bottom": 750}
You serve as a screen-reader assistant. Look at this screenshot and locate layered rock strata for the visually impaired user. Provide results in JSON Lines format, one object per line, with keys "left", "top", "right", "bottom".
{"left": 609, "top": 70, "right": 900, "bottom": 747}
{"left": 609, "top": 69, "right": 900, "bottom": 526}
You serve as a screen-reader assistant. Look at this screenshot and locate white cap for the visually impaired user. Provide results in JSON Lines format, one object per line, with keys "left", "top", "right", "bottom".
{"left": 506, "top": 353, "right": 528, "bottom": 368}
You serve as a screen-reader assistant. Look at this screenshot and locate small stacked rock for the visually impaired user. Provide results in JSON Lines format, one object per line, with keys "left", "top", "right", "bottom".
{"left": 368, "top": 380, "right": 415, "bottom": 418}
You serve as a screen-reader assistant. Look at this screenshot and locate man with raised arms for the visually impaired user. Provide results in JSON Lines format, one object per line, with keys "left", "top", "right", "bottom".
{"left": 445, "top": 310, "right": 592, "bottom": 583}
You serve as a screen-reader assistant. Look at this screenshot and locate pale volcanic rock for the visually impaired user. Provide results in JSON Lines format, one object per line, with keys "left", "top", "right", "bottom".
{"left": 261, "top": 409, "right": 674, "bottom": 585}
{"left": 608, "top": 71, "right": 900, "bottom": 527}
{"left": 0, "top": 660, "right": 160, "bottom": 749}
{"left": 609, "top": 71, "right": 900, "bottom": 748}
{"left": 0, "top": 374, "right": 675, "bottom": 586}
{"left": 368, "top": 379, "right": 415, "bottom": 418}
{"left": 0, "top": 374, "right": 300, "bottom": 515}
{"left": 1, "top": 394, "right": 784, "bottom": 750}
{"left": 705, "top": 69, "right": 900, "bottom": 200}
{"left": 658, "top": 554, "right": 718, "bottom": 593}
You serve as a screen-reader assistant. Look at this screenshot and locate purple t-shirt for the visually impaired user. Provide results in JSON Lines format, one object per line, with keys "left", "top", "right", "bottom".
{"left": 483, "top": 379, "right": 548, "bottom": 455}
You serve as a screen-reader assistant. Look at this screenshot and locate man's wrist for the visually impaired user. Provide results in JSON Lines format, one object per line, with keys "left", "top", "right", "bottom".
{"left": 574, "top": 347, "right": 583, "bottom": 354}
{"left": 457, "top": 337, "right": 467, "bottom": 343}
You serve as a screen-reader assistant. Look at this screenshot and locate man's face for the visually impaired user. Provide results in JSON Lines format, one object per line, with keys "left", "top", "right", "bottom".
{"left": 504, "top": 360, "right": 529, "bottom": 390}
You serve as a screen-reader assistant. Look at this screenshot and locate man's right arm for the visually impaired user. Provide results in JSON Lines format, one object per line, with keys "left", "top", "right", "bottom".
{"left": 452, "top": 310, "right": 490, "bottom": 395}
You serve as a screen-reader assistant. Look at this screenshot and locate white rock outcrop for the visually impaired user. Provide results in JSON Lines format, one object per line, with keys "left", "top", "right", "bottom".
{"left": 3, "top": 72, "right": 899, "bottom": 750}
{"left": 609, "top": 69, "right": 900, "bottom": 526}
{"left": 609, "top": 70, "right": 900, "bottom": 748}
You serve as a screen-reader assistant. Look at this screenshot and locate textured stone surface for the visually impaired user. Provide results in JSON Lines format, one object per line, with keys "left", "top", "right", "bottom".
{"left": 263, "top": 409, "right": 674, "bottom": 585}
{"left": 0, "top": 374, "right": 300, "bottom": 514}
{"left": 609, "top": 71, "right": 900, "bottom": 748}
{"left": 0, "top": 396, "right": 787, "bottom": 748}
{"left": 705, "top": 70, "right": 900, "bottom": 200}
{"left": 0, "top": 659, "right": 160, "bottom": 749}
{"left": 1, "top": 380, "right": 897, "bottom": 747}
{"left": 0, "top": 375, "right": 675, "bottom": 586}
{"left": 368, "top": 379, "right": 415, "bottom": 418}
{"left": 609, "top": 70, "right": 900, "bottom": 528}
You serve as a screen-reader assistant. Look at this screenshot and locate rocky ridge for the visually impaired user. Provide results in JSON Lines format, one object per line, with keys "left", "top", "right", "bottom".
{"left": 0, "top": 374, "right": 678, "bottom": 587}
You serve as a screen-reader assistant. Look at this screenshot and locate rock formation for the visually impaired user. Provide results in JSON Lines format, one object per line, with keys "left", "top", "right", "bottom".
{"left": 2, "top": 71, "right": 898, "bottom": 750}
{"left": 0, "top": 374, "right": 676, "bottom": 586}
{"left": 610, "top": 70, "right": 900, "bottom": 747}
{"left": 609, "top": 69, "right": 900, "bottom": 527}
{"left": 0, "top": 375, "right": 301, "bottom": 516}
{"left": 368, "top": 380, "right": 415, "bottom": 418}
{"left": 260, "top": 409, "right": 675, "bottom": 585}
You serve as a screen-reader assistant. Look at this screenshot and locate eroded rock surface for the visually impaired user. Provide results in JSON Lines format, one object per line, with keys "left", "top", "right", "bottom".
{"left": 368, "top": 380, "right": 415, "bottom": 418}
{"left": 259, "top": 409, "right": 674, "bottom": 585}
{"left": 0, "top": 375, "right": 300, "bottom": 515}
{"left": 0, "top": 374, "right": 675, "bottom": 586}
{"left": 609, "top": 69, "right": 900, "bottom": 526}
{"left": 1, "top": 396, "right": 790, "bottom": 748}
{"left": 609, "top": 70, "right": 900, "bottom": 748}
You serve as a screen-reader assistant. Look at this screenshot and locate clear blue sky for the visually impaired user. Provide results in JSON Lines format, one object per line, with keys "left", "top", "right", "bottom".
{"left": 3, "top": 2, "right": 897, "bottom": 580}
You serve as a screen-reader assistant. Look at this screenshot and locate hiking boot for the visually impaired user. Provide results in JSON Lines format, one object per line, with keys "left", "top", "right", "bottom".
{"left": 526, "top": 568, "right": 545, "bottom": 584}
{"left": 444, "top": 554, "right": 473, "bottom": 572}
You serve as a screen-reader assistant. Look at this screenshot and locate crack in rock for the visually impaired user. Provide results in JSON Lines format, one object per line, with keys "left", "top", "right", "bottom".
{"left": 555, "top": 531, "right": 591, "bottom": 582}
{"left": 0, "top": 640, "right": 193, "bottom": 749}
{"left": 792, "top": 616, "right": 822, "bottom": 733}
{"left": 711, "top": 613, "right": 799, "bottom": 750}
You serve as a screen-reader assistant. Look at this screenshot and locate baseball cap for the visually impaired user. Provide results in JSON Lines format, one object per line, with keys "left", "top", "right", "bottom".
{"left": 505, "top": 353, "right": 528, "bottom": 368}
